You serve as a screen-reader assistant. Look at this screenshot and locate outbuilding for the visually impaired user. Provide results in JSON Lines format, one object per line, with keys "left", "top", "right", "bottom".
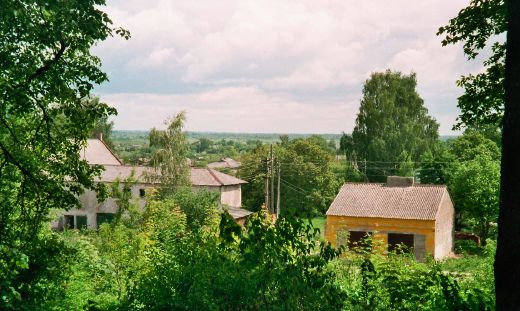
{"left": 325, "top": 176, "right": 454, "bottom": 260}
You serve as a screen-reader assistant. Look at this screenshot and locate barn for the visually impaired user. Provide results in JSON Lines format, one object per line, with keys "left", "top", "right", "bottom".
{"left": 325, "top": 176, "right": 454, "bottom": 260}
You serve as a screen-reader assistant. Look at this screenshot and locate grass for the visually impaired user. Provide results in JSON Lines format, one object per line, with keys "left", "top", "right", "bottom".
{"left": 311, "top": 216, "right": 326, "bottom": 239}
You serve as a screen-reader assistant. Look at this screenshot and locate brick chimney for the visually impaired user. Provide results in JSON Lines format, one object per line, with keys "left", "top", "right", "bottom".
{"left": 386, "top": 176, "right": 414, "bottom": 187}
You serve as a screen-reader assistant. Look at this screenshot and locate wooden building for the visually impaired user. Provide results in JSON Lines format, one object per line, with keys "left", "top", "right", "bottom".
{"left": 325, "top": 176, "right": 454, "bottom": 260}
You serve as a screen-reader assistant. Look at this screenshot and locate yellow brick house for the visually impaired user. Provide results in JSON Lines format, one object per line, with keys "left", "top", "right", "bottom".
{"left": 325, "top": 176, "right": 454, "bottom": 260}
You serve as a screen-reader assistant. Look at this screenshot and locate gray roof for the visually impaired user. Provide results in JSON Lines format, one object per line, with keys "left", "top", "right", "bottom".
{"left": 226, "top": 207, "right": 253, "bottom": 219}
{"left": 191, "top": 168, "right": 247, "bottom": 186}
{"left": 326, "top": 183, "right": 448, "bottom": 220}
{"left": 208, "top": 158, "right": 241, "bottom": 169}
{"left": 82, "top": 139, "right": 122, "bottom": 166}
{"left": 96, "top": 165, "right": 246, "bottom": 186}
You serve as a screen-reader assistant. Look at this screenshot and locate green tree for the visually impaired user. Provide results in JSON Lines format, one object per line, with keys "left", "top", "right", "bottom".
{"left": 196, "top": 137, "right": 213, "bottom": 153}
{"left": 449, "top": 129, "right": 501, "bottom": 162}
{"left": 352, "top": 70, "right": 440, "bottom": 181}
{"left": 240, "top": 138, "right": 340, "bottom": 217}
{"left": 339, "top": 132, "right": 354, "bottom": 158}
{"left": 450, "top": 155, "right": 500, "bottom": 244}
{"left": 132, "top": 212, "right": 346, "bottom": 310}
{"left": 89, "top": 97, "right": 116, "bottom": 149}
{"left": 0, "top": 0, "right": 127, "bottom": 306}
{"left": 418, "top": 143, "right": 457, "bottom": 185}
{"left": 149, "top": 112, "right": 190, "bottom": 195}
{"left": 397, "top": 150, "right": 415, "bottom": 177}
{"left": 438, "top": 0, "right": 506, "bottom": 129}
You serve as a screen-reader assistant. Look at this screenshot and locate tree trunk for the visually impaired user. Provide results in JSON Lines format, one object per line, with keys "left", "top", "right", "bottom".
{"left": 495, "top": 0, "right": 520, "bottom": 309}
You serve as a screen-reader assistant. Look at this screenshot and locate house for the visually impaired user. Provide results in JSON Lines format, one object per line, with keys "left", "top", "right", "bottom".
{"left": 325, "top": 176, "right": 454, "bottom": 260}
{"left": 54, "top": 139, "right": 250, "bottom": 229}
{"left": 207, "top": 157, "right": 241, "bottom": 169}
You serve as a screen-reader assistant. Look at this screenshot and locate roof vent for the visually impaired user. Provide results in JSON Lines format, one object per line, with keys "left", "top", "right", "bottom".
{"left": 386, "top": 176, "right": 414, "bottom": 187}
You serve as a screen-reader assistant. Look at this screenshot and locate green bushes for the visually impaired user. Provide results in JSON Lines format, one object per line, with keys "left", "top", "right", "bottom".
{"left": 332, "top": 243, "right": 495, "bottom": 311}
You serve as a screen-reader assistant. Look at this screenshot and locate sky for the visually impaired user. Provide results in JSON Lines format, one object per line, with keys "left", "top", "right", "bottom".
{"left": 93, "top": 0, "right": 483, "bottom": 135}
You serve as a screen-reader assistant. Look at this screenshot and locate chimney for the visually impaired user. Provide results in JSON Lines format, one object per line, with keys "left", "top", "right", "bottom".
{"left": 386, "top": 176, "right": 414, "bottom": 187}
{"left": 98, "top": 132, "right": 103, "bottom": 141}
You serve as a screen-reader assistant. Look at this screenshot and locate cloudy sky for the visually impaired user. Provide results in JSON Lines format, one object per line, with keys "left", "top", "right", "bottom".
{"left": 93, "top": 0, "right": 482, "bottom": 134}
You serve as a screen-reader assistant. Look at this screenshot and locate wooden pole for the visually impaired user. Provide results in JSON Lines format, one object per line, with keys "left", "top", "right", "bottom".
{"left": 276, "top": 161, "right": 281, "bottom": 219}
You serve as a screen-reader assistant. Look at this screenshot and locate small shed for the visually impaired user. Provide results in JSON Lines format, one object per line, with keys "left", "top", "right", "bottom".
{"left": 325, "top": 176, "right": 454, "bottom": 260}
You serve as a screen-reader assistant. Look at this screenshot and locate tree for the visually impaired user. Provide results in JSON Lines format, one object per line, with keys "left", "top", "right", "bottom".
{"left": 149, "top": 112, "right": 191, "bottom": 195}
{"left": 339, "top": 132, "right": 354, "bottom": 158}
{"left": 450, "top": 155, "right": 500, "bottom": 244}
{"left": 88, "top": 97, "right": 116, "bottom": 149}
{"left": 495, "top": 0, "right": 520, "bottom": 308}
{"left": 240, "top": 137, "right": 340, "bottom": 217}
{"left": 440, "top": 0, "right": 520, "bottom": 307}
{"left": 0, "top": 0, "right": 128, "bottom": 306}
{"left": 352, "top": 70, "right": 439, "bottom": 181}
{"left": 438, "top": 0, "right": 506, "bottom": 129}
{"left": 448, "top": 129, "right": 501, "bottom": 162}
{"left": 196, "top": 137, "right": 213, "bottom": 153}
{"left": 131, "top": 212, "right": 346, "bottom": 310}
{"left": 417, "top": 144, "right": 457, "bottom": 185}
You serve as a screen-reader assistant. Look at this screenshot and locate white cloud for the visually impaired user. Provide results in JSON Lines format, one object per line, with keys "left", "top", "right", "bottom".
{"left": 94, "top": 0, "right": 479, "bottom": 134}
{"left": 103, "top": 87, "right": 359, "bottom": 133}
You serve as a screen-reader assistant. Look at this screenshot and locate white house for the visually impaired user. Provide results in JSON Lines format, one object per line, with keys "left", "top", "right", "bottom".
{"left": 54, "top": 139, "right": 250, "bottom": 229}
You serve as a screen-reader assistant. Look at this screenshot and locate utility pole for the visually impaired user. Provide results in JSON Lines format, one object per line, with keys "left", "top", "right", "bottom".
{"left": 276, "top": 161, "right": 281, "bottom": 219}
{"left": 270, "top": 144, "right": 274, "bottom": 214}
{"left": 265, "top": 157, "right": 269, "bottom": 210}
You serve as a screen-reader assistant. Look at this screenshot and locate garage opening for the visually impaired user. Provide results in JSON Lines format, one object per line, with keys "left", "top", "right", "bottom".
{"left": 348, "top": 231, "right": 373, "bottom": 251}
{"left": 388, "top": 233, "right": 414, "bottom": 254}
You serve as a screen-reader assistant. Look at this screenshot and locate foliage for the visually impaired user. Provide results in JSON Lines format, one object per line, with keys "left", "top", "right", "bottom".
{"left": 149, "top": 112, "right": 191, "bottom": 195}
{"left": 170, "top": 188, "right": 221, "bottom": 232}
{"left": 450, "top": 155, "right": 500, "bottom": 243}
{"left": 131, "top": 212, "right": 346, "bottom": 310}
{"left": 352, "top": 70, "right": 439, "bottom": 181}
{"left": 0, "top": 0, "right": 127, "bottom": 306}
{"left": 418, "top": 143, "right": 457, "bottom": 185}
{"left": 240, "top": 137, "right": 340, "bottom": 216}
{"left": 334, "top": 247, "right": 495, "bottom": 311}
{"left": 448, "top": 129, "right": 501, "bottom": 162}
{"left": 438, "top": 0, "right": 506, "bottom": 129}
{"left": 89, "top": 97, "right": 116, "bottom": 148}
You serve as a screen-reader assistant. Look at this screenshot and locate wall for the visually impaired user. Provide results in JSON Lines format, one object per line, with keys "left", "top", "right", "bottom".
{"left": 51, "top": 183, "right": 150, "bottom": 229}
{"left": 53, "top": 183, "right": 243, "bottom": 229}
{"left": 220, "top": 185, "right": 242, "bottom": 208}
{"left": 434, "top": 192, "right": 455, "bottom": 259}
{"left": 325, "top": 215, "right": 436, "bottom": 258}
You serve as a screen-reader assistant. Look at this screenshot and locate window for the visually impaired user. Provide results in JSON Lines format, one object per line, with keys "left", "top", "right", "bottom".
{"left": 76, "top": 215, "right": 87, "bottom": 229}
{"left": 139, "top": 188, "right": 146, "bottom": 198}
{"left": 64, "top": 215, "right": 74, "bottom": 229}
{"left": 96, "top": 213, "right": 115, "bottom": 227}
{"left": 388, "top": 233, "right": 414, "bottom": 254}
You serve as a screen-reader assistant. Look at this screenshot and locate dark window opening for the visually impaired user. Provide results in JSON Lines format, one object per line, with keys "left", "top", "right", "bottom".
{"left": 348, "top": 231, "right": 373, "bottom": 251}
{"left": 388, "top": 233, "right": 414, "bottom": 254}
{"left": 64, "top": 215, "right": 74, "bottom": 229}
{"left": 97, "top": 213, "right": 115, "bottom": 227}
{"left": 76, "top": 215, "right": 87, "bottom": 229}
{"left": 139, "top": 188, "right": 146, "bottom": 197}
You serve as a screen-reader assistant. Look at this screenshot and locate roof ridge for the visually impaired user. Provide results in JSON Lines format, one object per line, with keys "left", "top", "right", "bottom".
{"left": 207, "top": 168, "right": 223, "bottom": 186}
{"left": 97, "top": 139, "right": 123, "bottom": 165}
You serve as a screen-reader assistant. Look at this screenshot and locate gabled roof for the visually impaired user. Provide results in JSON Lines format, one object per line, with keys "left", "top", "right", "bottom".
{"left": 191, "top": 167, "right": 247, "bottom": 186}
{"left": 82, "top": 139, "right": 122, "bottom": 166}
{"left": 326, "top": 183, "right": 448, "bottom": 220}
{"left": 96, "top": 165, "right": 246, "bottom": 186}
{"left": 208, "top": 158, "right": 241, "bottom": 169}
